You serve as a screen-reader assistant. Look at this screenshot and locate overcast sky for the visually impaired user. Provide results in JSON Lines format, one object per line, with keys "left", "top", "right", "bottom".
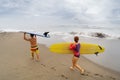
{"left": 0, "top": 0, "right": 120, "bottom": 27}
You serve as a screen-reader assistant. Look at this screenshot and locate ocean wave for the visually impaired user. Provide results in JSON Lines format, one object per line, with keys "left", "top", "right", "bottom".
{"left": 69, "top": 32, "right": 110, "bottom": 38}
{"left": 58, "top": 24, "right": 106, "bottom": 29}
{"left": 88, "top": 32, "right": 110, "bottom": 38}
{"left": 0, "top": 29, "right": 120, "bottom": 40}
{"left": 51, "top": 31, "right": 120, "bottom": 40}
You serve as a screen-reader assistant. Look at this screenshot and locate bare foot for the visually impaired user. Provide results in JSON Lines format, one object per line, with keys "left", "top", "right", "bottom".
{"left": 70, "top": 67, "right": 74, "bottom": 70}
{"left": 81, "top": 69, "right": 85, "bottom": 75}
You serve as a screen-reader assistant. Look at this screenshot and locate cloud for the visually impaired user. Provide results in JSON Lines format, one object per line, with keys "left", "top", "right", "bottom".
{"left": 0, "top": 0, "right": 31, "bottom": 15}
{"left": 64, "top": 0, "right": 120, "bottom": 24}
{"left": 0, "top": 0, "right": 120, "bottom": 26}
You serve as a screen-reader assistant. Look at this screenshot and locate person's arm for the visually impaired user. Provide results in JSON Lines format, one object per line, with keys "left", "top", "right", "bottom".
{"left": 24, "top": 32, "right": 30, "bottom": 41}
{"left": 69, "top": 43, "right": 76, "bottom": 50}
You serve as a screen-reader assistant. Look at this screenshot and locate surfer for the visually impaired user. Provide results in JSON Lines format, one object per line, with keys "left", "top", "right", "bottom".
{"left": 24, "top": 32, "right": 40, "bottom": 61}
{"left": 69, "top": 36, "right": 84, "bottom": 74}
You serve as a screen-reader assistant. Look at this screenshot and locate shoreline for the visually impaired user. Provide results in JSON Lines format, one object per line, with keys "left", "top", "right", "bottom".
{"left": 0, "top": 32, "right": 120, "bottom": 80}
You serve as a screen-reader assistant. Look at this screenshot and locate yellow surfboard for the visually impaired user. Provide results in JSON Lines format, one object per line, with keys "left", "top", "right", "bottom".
{"left": 49, "top": 42, "right": 105, "bottom": 55}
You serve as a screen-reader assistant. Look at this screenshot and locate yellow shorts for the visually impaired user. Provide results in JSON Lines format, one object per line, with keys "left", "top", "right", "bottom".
{"left": 31, "top": 46, "right": 40, "bottom": 54}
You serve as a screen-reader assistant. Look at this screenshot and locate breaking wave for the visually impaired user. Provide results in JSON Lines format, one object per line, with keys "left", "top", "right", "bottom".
{"left": 0, "top": 29, "right": 120, "bottom": 40}
{"left": 51, "top": 31, "right": 120, "bottom": 40}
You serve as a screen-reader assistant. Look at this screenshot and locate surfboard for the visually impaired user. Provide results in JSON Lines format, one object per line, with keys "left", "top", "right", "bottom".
{"left": 23, "top": 32, "right": 50, "bottom": 38}
{"left": 49, "top": 42, "right": 105, "bottom": 55}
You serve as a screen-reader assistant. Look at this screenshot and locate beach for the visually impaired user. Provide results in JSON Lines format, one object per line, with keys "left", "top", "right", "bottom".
{"left": 0, "top": 32, "right": 120, "bottom": 80}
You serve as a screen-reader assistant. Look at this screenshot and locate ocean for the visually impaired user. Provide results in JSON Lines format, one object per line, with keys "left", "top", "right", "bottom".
{"left": 0, "top": 25, "right": 120, "bottom": 72}
{"left": 0, "top": 24, "right": 120, "bottom": 40}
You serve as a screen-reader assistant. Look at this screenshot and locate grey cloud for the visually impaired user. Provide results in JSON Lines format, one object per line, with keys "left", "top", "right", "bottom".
{"left": 0, "top": 0, "right": 120, "bottom": 26}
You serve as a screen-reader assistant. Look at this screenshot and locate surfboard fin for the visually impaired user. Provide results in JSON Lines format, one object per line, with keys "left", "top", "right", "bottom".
{"left": 95, "top": 52, "right": 99, "bottom": 56}
{"left": 98, "top": 45, "right": 102, "bottom": 50}
{"left": 43, "top": 32, "right": 49, "bottom": 37}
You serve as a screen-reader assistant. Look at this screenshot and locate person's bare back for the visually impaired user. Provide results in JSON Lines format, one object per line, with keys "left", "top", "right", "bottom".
{"left": 29, "top": 37, "right": 37, "bottom": 47}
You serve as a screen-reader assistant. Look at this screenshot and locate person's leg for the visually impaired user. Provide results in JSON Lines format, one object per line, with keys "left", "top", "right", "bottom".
{"left": 31, "top": 52, "right": 34, "bottom": 60}
{"left": 35, "top": 49, "right": 40, "bottom": 61}
{"left": 75, "top": 64, "right": 84, "bottom": 74}
{"left": 70, "top": 56, "right": 84, "bottom": 74}
{"left": 70, "top": 56, "right": 77, "bottom": 70}
{"left": 36, "top": 54, "right": 40, "bottom": 61}
{"left": 30, "top": 49, "right": 35, "bottom": 60}
{"left": 74, "top": 57, "right": 84, "bottom": 74}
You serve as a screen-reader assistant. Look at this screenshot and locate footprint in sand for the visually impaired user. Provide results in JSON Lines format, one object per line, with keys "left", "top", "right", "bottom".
{"left": 82, "top": 73, "right": 89, "bottom": 76}
{"left": 82, "top": 71, "right": 116, "bottom": 80}
{"left": 94, "top": 74, "right": 116, "bottom": 80}
{"left": 61, "top": 74, "right": 68, "bottom": 79}
{"left": 41, "top": 63, "right": 46, "bottom": 67}
{"left": 81, "top": 71, "right": 90, "bottom": 76}
{"left": 94, "top": 73, "right": 103, "bottom": 77}
{"left": 51, "top": 67, "right": 56, "bottom": 71}
{"left": 108, "top": 76, "right": 116, "bottom": 80}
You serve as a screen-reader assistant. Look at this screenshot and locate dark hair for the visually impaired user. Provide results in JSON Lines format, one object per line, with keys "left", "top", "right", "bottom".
{"left": 30, "top": 34, "right": 35, "bottom": 38}
{"left": 74, "top": 36, "right": 79, "bottom": 43}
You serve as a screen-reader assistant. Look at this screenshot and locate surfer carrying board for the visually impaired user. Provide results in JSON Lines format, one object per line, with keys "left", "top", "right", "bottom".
{"left": 24, "top": 32, "right": 40, "bottom": 61}
{"left": 69, "top": 36, "right": 84, "bottom": 74}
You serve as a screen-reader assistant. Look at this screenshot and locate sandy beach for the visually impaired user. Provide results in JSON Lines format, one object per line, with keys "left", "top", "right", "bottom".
{"left": 0, "top": 32, "right": 120, "bottom": 80}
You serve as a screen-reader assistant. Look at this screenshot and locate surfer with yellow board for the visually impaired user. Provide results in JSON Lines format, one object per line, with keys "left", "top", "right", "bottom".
{"left": 69, "top": 36, "right": 84, "bottom": 74}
